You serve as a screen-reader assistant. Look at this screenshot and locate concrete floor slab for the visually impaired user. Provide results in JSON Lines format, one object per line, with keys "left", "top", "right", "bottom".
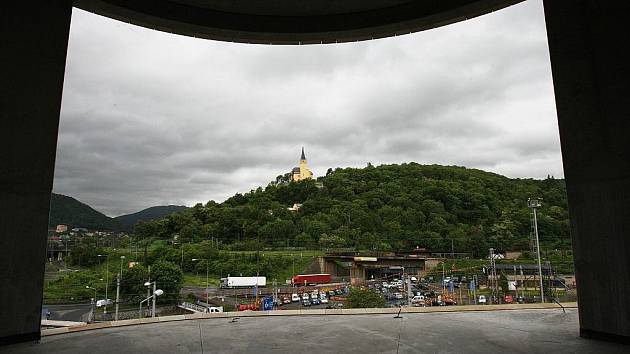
{"left": 2, "top": 309, "right": 627, "bottom": 353}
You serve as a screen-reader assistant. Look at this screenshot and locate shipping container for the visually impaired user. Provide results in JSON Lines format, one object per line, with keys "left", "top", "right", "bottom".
{"left": 291, "top": 274, "right": 332, "bottom": 286}
{"left": 220, "top": 276, "right": 266, "bottom": 288}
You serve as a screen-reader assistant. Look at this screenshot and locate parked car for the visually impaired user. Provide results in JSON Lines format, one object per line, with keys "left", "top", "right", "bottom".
{"left": 302, "top": 294, "right": 310, "bottom": 301}
{"left": 311, "top": 293, "right": 318, "bottom": 300}
{"left": 320, "top": 297, "right": 329, "bottom": 304}
{"left": 292, "top": 293, "right": 300, "bottom": 302}
{"left": 335, "top": 289, "right": 343, "bottom": 295}
{"left": 328, "top": 290, "right": 336, "bottom": 297}
{"left": 394, "top": 292, "right": 404, "bottom": 300}
{"left": 443, "top": 298, "right": 457, "bottom": 306}
{"left": 282, "top": 297, "right": 291, "bottom": 304}
{"left": 303, "top": 299, "right": 311, "bottom": 307}
{"left": 478, "top": 295, "right": 487, "bottom": 304}
{"left": 311, "top": 298, "right": 321, "bottom": 305}
{"left": 411, "top": 295, "right": 425, "bottom": 303}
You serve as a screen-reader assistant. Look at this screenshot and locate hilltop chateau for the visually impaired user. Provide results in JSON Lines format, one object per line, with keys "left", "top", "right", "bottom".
{"left": 291, "top": 147, "right": 313, "bottom": 182}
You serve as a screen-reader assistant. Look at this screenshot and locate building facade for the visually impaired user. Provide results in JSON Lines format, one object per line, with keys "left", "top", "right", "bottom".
{"left": 291, "top": 147, "right": 313, "bottom": 182}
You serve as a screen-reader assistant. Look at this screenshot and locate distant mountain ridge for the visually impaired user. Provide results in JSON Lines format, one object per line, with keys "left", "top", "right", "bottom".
{"left": 114, "top": 205, "right": 188, "bottom": 231}
{"left": 49, "top": 193, "right": 121, "bottom": 231}
{"left": 49, "top": 193, "right": 187, "bottom": 232}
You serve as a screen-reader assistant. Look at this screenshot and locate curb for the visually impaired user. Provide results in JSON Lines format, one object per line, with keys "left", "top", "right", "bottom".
{"left": 41, "top": 302, "right": 577, "bottom": 337}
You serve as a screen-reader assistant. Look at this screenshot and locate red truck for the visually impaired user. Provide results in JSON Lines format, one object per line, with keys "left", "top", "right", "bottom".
{"left": 292, "top": 274, "right": 332, "bottom": 286}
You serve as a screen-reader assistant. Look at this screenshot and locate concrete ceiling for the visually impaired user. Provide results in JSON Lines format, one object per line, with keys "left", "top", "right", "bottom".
{"left": 73, "top": 0, "right": 523, "bottom": 44}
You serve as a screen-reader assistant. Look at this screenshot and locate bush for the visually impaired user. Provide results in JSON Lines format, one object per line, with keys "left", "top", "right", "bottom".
{"left": 346, "top": 287, "right": 385, "bottom": 308}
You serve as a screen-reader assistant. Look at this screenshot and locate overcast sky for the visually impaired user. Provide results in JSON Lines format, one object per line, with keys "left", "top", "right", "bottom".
{"left": 54, "top": 0, "right": 561, "bottom": 217}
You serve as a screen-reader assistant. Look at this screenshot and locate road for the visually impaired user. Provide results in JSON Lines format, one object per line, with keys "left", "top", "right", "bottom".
{"left": 6, "top": 308, "right": 628, "bottom": 354}
{"left": 42, "top": 303, "right": 92, "bottom": 322}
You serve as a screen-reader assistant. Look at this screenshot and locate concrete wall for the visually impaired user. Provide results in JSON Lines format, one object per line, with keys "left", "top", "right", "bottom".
{"left": 0, "top": 1, "right": 72, "bottom": 345}
{"left": 544, "top": 0, "right": 630, "bottom": 342}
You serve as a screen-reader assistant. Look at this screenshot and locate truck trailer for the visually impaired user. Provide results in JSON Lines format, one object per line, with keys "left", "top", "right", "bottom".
{"left": 220, "top": 276, "right": 267, "bottom": 288}
{"left": 291, "top": 274, "right": 332, "bottom": 286}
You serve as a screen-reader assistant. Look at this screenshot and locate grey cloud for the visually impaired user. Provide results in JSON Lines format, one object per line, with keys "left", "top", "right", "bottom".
{"left": 53, "top": 0, "right": 562, "bottom": 216}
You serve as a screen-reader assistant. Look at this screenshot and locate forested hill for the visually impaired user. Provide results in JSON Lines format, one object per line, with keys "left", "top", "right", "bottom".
{"left": 49, "top": 193, "right": 121, "bottom": 231}
{"left": 133, "top": 163, "right": 570, "bottom": 257}
{"left": 114, "top": 205, "right": 188, "bottom": 232}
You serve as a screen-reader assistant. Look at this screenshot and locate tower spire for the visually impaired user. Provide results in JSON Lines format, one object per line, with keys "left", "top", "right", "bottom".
{"left": 301, "top": 147, "right": 306, "bottom": 160}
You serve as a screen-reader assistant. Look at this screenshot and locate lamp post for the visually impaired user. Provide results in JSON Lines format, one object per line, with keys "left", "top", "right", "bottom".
{"left": 86, "top": 286, "right": 97, "bottom": 322}
{"left": 114, "top": 256, "right": 125, "bottom": 321}
{"left": 143, "top": 281, "right": 158, "bottom": 317}
{"left": 139, "top": 287, "right": 164, "bottom": 319}
{"left": 119, "top": 256, "right": 126, "bottom": 279}
{"left": 528, "top": 198, "right": 545, "bottom": 303}
{"left": 97, "top": 254, "right": 109, "bottom": 314}
{"left": 192, "top": 258, "right": 209, "bottom": 308}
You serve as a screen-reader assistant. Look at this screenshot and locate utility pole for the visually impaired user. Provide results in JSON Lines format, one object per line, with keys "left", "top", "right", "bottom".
{"left": 98, "top": 254, "right": 109, "bottom": 315}
{"left": 146, "top": 265, "right": 151, "bottom": 316}
{"left": 513, "top": 265, "right": 518, "bottom": 299}
{"left": 473, "top": 275, "right": 478, "bottom": 305}
{"left": 489, "top": 248, "right": 497, "bottom": 304}
{"left": 205, "top": 261, "right": 209, "bottom": 306}
{"left": 528, "top": 198, "right": 545, "bottom": 303}
{"left": 152, "top": 281, "right": 157, "bottom": 317}
{"left": 273, "top": 279, "right": 278, "bottom": 310}
{"left": 442, "top": 263, "right": 446, "bottom": 294}
{"left": 115, "top": 273, "right": 120, "bottom": 321}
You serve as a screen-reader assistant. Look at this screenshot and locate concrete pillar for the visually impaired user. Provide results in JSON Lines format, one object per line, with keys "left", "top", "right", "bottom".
{"left": 544, "top": 0, "right": 630, "bottom": 343}
{"left": 0, "top": 1, "right": 72, "bottom": 345}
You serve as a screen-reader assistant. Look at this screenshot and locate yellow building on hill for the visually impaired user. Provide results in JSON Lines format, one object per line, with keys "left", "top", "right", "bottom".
{"left": 291, "top": 147, "right": 313, "bottom": 182}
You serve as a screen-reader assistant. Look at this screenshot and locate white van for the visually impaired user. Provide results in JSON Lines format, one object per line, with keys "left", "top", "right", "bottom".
{"left": 411, "top": 295, "right": 425, "bottom": 306}
{"left": 96, "top": 299, "right": 112, "bottom": 307}
{"left": 291, "top": 293, "right": 300, "bottom": 302}
{"left": 478, "top": 295, "right": 487, "bottom": 304}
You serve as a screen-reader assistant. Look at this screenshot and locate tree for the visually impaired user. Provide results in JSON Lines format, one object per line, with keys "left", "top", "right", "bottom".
{"left": 346, "top": 287, "right": 385, "bottom": 308}
{"left": 150, "top": 260, "right": 183, "bottom": 303}
{"left": 120, "top": 264, "right": 149, "bottom": 302}
{"left": 67, "top": 237, "right": 102, "bottom": 267}
{"left": 318, "top": 233, "right": 347, "bottom": 249}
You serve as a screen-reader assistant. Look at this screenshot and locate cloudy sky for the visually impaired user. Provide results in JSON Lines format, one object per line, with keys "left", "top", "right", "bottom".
{"left": 54, "top": 0, "right": 562, "bottom": 216}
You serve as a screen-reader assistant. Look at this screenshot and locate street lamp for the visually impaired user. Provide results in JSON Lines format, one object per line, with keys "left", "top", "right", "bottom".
{"left": 86, "top": 286, "right": 97, "bottom": 323}
{"left": 192, "top": 258, "right": 209, "bottom": 308}
{"left": 86, "top": 285, "right": 97, "bottom": 301}
{"left": 115, "top": 255, "right": 125, "bottom": 321}
{"left": 139, "top": 285, "right": 164, "bottom": 318}
{"left": 528, "top": 198, "right": 545, "bottom": 303}
{"left": 143, "top": 281, "right": 159, "bottom": 317}
{"left": 119, "top": 256, "right": 126, "bottom": 278}
{"left": 97, "top": 254, "right": 109, "bottom": 314}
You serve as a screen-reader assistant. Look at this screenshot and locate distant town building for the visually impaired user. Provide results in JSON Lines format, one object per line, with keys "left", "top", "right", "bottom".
{"left": 287, "top": 203, "right": 303, "bottom": 212}
{"left": 55, "top": 224, "right": 68, "bottom": 233}
{"left": 291, "top": 147, "right": 313, "bottom": 182}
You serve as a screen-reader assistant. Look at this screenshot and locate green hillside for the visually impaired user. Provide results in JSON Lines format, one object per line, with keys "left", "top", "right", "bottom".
{"left": 133, "top": 163, "right": 570, "bottom": 256}
{"left": 49, "top": 193, "right": 121, "bottom": 231}
{"left": 114, "top": 205, "right": 188, "bottom": 231}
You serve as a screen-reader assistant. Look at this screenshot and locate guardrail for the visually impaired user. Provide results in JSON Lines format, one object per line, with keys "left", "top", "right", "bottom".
{"left": 180, "top": 302, "right": 207, "bottom": 313}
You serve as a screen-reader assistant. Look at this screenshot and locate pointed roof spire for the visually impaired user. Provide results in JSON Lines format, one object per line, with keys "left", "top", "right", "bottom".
{"left": 301, "top": 147, "right": 306, "bottom": 160}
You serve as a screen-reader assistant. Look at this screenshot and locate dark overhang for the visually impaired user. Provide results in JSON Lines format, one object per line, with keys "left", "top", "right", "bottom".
{"left": 73, "top": 0, "right": 523, "bottom": 44}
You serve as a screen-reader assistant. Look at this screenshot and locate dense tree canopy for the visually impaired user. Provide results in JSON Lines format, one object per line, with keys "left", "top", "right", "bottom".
{"left": 133, "top": 163, "right": 569, "bottom": 257}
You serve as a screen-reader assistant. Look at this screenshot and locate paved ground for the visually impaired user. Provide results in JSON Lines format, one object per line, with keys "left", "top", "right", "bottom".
{"left": 3, "top": 309, "right": 628, "bottom": 353}
{"left": 42, "top": 304, "right": 92, "bottom": 322}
